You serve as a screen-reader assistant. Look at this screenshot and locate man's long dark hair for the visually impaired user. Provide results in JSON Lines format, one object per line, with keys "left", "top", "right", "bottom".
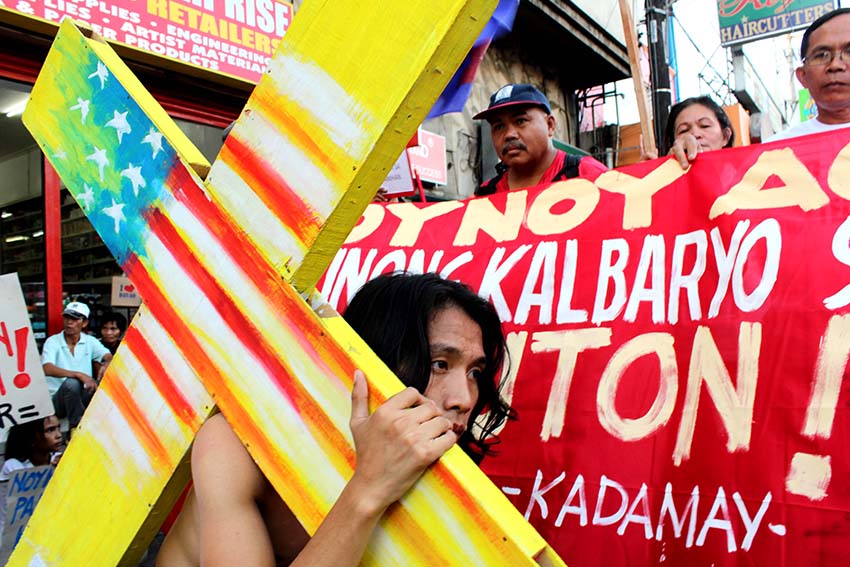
{"left": 343, "top": 272, "right": 515, "bottom": 462}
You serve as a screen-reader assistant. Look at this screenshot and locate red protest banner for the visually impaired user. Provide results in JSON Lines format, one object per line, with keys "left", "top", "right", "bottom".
{"left": 320, "top": 127, "right": 850, "bottom": 566}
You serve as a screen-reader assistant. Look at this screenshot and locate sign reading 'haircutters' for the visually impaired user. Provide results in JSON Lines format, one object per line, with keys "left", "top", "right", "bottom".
{"left": 3, "top": 0, "right": 292, "bottom": 82}
{"left": 717, "top": 0, "right": 836, "bottom": 46}
{"left": 321, "top": 127, "right": 850, "bottom": 566}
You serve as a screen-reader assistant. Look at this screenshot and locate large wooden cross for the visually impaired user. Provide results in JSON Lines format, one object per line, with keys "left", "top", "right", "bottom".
{"left": 12, "top": 2, "right": 565, "bottom": 565}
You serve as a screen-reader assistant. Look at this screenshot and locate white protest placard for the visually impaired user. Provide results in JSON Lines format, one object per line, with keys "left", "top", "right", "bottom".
{"left": 407, "top": 129, "right": 447, "bottom": 185}
{"left": 0, "top": 274, "right": 54, "bottom": 428}
{"left": 381, "top": 150, "right": 416, "bottom": 197}
{"left": 0, "top": 465, "right": 54, "bottom": 563}
{"left": 110, "top": 275, "right": 142, "bottom": 307}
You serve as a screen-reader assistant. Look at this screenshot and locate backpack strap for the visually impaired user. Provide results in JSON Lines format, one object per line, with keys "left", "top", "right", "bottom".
{"left": 554, "top": 154, "right": 583, "bottom": 181}
{"left": 475, "top": 162, "right": 508, "bottom": 197}
{"left": 476, "top": 154, "right": 583, "bottom": 197}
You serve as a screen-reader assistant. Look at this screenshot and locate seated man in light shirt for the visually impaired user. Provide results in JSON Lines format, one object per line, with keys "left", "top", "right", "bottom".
{"left": 41, "top": 301, "right": 112, "bottom": 433}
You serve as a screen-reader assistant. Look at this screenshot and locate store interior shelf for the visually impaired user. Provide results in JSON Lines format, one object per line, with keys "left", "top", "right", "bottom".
{"left": 61, "top": 216, "right": 90, "bottom": 224}
{"left": 3, "top": 189, "right": 122, "bottom": 308}
{"left": 3, "top": 227, "right": 44, "bottom": 239}
{"left": 3, "top": 237, "right": 44, "bottom": 249}
{"left": 62, "top": 243, "right": 108, "bottom": 254}
{"left": 63, "top": 257, "right": 118, "bottom": 270}
{"left": 64, "top": 276, "right": 120, "bottom": 286}
{"left": 3, "top": 256, "right": 45, "bottom": 265}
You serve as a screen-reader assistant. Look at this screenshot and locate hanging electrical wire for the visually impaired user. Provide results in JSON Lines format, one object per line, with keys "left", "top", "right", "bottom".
{"left": 670, "top": 11, "right": 734, "bottom": 103}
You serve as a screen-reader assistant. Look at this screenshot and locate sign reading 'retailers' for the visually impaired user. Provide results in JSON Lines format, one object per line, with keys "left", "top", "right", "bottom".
{"left": 717, "top": 0, "right": 835, "bottom": 47}
{"left": 3, "top": 0, "right": 293, "bottom": 82}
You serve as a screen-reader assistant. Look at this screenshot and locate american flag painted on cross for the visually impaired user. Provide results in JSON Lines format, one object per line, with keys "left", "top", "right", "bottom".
{"left": 14, "top": 5, "right": 566, "bottom": 566}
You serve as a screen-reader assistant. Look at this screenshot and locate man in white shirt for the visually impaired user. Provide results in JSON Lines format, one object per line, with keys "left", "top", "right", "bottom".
{"left": 41, "top": 301, "right": 111, "bottom": 431}
{"left": 770, "top": 8, "right": 850, "bottom": 141}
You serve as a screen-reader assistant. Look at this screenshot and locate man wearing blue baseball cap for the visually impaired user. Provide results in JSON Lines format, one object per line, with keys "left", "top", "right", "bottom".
{"left": 42, "top": 301, "right": 112, "bottom": 434}
{"left": 474, "top": 83, "right": 607, "bottom": 196}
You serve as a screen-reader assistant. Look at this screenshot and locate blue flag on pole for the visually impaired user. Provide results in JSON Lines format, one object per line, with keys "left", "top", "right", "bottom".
{"left": 426, "top": 0, "right": 519, "bottom": 119}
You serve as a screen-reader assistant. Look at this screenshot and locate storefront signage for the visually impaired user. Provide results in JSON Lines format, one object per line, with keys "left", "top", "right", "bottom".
{"left": 718, "top": 0, "right": 836, "bottom": 47}
{"left": 2, "top": 0, "right": 293, "bottom": 82}
{"left": 407, "top": 129, "right": 447, "bottom": 185}
{"left": 0, "top": 274, "right": 53, "bottom": 429}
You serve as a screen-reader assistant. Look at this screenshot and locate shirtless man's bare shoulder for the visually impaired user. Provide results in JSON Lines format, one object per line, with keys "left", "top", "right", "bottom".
{"left": 157, "top": 413, "right": 308, "bottom": 566}
{"left": 157, "top": 273, "right": 514, "bottom": 567}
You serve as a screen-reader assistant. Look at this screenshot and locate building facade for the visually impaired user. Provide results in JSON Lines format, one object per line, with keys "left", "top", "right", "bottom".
{"left": 0, "top": 0, "right": 626, "bottom": 339}
{"left": 424, "top": 0, "right": 628, "bottom": 199}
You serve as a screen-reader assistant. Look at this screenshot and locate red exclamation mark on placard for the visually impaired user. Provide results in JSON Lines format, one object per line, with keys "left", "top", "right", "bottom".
{"left": 0, "top": 321, "right": 12, "bottom": 395}
{"left": 13, "top": 327, "right": 30, "bottom": 389}
{"left": 786, "top": 314, "right": 850, "bottom": 501}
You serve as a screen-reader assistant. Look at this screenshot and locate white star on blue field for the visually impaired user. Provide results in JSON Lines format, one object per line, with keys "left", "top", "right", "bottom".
{"left": 40, "top": 44, "right": 183, "bottom": 268}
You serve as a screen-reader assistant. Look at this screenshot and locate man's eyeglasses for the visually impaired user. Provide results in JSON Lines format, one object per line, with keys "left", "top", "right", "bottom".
{"left": 804, "top": 46, "right": 850, "bottom": 66}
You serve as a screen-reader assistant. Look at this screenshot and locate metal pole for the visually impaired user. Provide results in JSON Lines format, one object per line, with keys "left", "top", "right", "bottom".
{"left": 646, "top": 0, "right": 672, "bottom": 153}
{"left": 618, "top": 0, "right": 656, "bottom": 156}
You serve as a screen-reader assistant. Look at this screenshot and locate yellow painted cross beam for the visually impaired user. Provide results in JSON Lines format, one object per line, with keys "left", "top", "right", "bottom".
{"left": 14, "top": 2, "right": 566, "bottom": 566}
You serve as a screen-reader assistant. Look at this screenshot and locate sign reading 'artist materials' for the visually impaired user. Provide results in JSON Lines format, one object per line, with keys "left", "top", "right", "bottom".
{"left": 322, "top": 128, "right": 850, "bottom": 566}
{"left": 0, "top": 274, "right": 53, "bottom": 429}
{"left": 2, "top": 0, "right": 293, "bottom": 82}
{"left": 717, "top": 0, "right": 836, "bottom": 46}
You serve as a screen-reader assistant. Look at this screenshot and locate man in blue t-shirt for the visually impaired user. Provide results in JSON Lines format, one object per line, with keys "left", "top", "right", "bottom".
{"left": 41, "top": 301, "right": 111, "bottom": 432}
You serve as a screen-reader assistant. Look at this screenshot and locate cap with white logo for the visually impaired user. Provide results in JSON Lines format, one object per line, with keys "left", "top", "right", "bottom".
{"left": 473, "top": 84, "right": 552, "bottom": 120}
{"left": 63, "top": 301, "right": 90, "bottom": 319}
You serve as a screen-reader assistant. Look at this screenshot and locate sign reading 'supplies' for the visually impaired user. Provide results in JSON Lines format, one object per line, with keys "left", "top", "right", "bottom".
{"left": 3, "top": 0, "right": 293, "bottom": 82}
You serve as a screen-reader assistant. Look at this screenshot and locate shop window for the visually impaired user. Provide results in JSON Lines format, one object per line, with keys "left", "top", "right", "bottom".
{"left": 174, "top": 118, "right": 226, "bottom": 163}
{"left": 0, "top": 74, "right": 226, "bottom": 345}
{"left": 0, "top": 77, "right": 46, "bottom": 343}
{"left": 58, "top": 119, "right": 224, "bottom": 334}
{"left": 58, "top": 183, "right": 127, "bottom": 330}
